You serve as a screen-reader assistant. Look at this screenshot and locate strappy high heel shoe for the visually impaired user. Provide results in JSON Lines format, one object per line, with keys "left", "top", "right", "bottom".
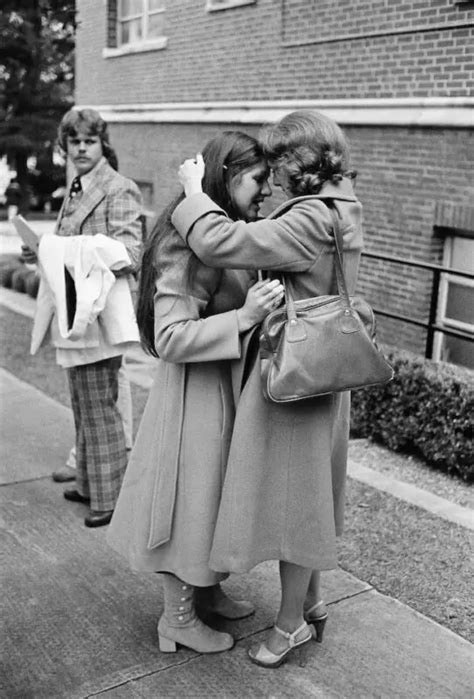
{"left": 248, "top": 621, "right": 312, "bottom": 669}
{"left": 305, "top": 601, "right": 328, "bottom": 643}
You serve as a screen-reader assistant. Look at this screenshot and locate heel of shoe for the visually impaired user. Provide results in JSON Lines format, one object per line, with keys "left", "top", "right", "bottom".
{"left": 296, "top": 640, "right": 311, "bottom": 667}
{"left": 158, "top": 634, "right": 177, "bottom": 653}
{"left": 311, "top": 614, "right": 328, "bottom": 643}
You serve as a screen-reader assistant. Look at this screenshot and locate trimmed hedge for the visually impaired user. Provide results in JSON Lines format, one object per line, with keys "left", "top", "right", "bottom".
{"left": 350, "top": 347, "right": 473, "bottom": 482}
{"left": 23, "top": 270, "right": 40, "bottom": 298}
{"left": 10, "top": 267, "right": 27, "bottom": 293}
{"left": 0, "top": 255, "right": 39, "bottom": 298}
{"left": 0, "top": 255, "right": 23, "bottom": 288}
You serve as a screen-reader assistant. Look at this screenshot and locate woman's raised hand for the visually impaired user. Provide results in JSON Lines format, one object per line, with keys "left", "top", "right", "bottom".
{"left": 178, "top": 153, "right": 205, "bottom": 197}
{"left": 237, "top": 279, "right": 285, "bottom": 332}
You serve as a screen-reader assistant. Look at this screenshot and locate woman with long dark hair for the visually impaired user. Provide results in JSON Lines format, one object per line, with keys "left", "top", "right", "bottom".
{"left": 107, "top": 131, "right": 283, "bottom": 654}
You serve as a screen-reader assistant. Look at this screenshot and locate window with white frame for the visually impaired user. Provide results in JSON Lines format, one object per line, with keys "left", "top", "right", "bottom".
{"left": 206, "top": 0, "right": 256, "bottom": 12}
{"left": 118, "top": 0, "right": 166, "bottom": 46}
{"left": 434, "top": 235, "right": 474, "bottom": 369}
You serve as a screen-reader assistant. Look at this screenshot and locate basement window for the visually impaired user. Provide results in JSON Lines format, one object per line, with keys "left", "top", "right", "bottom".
{"left": 433, "top": 234, "right": 474, "bottom": 369}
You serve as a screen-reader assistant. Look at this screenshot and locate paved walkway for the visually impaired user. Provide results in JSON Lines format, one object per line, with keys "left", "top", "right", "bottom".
{"left": 1, "top": 364, "right": 473, "bottom": 698}
{"left": 1, "top": 226, "right": 473, "bottom": 698}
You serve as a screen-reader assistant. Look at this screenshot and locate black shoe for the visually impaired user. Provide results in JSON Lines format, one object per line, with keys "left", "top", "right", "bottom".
{"left": 52, "top": 466, "right": 76, "bottom": 483}
{"left": 84, "top": 510, "right": 114, "bottom": 528}
{"left": 64, "top": 488, "right": 90, "bottom": 504}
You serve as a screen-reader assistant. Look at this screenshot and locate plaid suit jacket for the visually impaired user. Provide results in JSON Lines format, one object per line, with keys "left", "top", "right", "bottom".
{"left": 56, "top": 158, "right": 143, "bottom": 269}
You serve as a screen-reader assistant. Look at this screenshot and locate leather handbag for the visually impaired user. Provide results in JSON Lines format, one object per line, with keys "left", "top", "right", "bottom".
{"left": 259, "top": 206, "right": 394, "bottom": 403}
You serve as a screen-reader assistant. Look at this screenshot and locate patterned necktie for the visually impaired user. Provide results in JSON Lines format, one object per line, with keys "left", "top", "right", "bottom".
{"left": 69, "top": 176, "right": 82, "bottom": 200}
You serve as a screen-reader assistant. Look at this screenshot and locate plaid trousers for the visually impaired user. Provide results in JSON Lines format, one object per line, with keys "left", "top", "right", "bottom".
{"left": 67, "top": 356, "right": 127, "bottom": 511}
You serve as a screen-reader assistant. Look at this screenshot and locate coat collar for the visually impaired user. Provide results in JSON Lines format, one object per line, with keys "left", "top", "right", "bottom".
{"left": 269, "top": 177, "right": 357, "bottom": 219}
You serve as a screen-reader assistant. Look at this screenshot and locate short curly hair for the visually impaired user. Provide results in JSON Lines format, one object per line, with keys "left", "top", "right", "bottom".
{"left": 57, "top": 108, "right": 118, "bottom": 170}
{"left": 259, "top": 110, "right": 354, "bottom": 196}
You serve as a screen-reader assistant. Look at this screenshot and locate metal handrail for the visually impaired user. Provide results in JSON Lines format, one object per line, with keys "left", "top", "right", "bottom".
{"left": 363, "top": 250, "right": 474, "bottom": 280}
{"left": 361, "top": 251, "right": 474, "bottom": 358}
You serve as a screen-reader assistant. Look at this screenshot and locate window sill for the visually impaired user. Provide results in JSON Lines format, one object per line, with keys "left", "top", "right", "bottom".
{"left": 206, "top": 0, "right": 256, "bottom": 12}
{"left": 103, "top": 37, "right": 168, "bottom": 58}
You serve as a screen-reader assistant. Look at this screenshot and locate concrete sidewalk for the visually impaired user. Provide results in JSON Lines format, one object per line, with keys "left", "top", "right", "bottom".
{"left": 1, "top": 365, "right": 473, "bottom": 698}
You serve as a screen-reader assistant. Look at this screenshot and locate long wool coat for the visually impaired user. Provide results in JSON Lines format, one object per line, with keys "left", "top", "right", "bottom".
{"left": 171, "top": 178, "right": 363, "bottom": 573}
{"left": 107, "top": 232, "right": 254, "bottom": 586}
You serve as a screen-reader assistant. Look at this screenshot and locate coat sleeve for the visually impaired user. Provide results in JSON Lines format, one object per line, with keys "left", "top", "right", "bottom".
{"left": 105, "top": 180, "right": 144, "bottom": 270}
{"left": 171, "top": 193, "right": 333, "bottom": 271}
{"left": 153, "top": 268, "right": 242, "bottom": 364}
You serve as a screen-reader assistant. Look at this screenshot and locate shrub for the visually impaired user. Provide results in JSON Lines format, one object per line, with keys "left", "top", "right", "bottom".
{"left": 10, "top": 267, "right": 28, "bottom": 293}
{"left": 24, "top": 270, "right": 40, "bottom": 298}
{"left": 0, "top": 257, "right": 23, "bottom": 288}
{"left": 351, "top": 347, "right": 474, "bottom": 482}
{"left": 0, "top": 256, "right": 39, "bottom": 297}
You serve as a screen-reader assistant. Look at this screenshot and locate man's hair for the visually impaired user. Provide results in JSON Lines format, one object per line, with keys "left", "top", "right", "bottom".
{"left": 57, "top": 108, "right": 118, "bottom": 170}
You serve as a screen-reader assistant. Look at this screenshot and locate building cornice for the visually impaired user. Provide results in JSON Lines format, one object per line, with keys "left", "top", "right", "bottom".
{"left": 77, "top": 98, "right": 474, "bottom": 128}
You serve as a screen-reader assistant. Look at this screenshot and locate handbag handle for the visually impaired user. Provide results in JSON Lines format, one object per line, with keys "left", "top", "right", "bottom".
{"left": 329, "top": 206, "right": 352, "bottom": 308}
{"left": 284, "top": 204, "right": 351, "bottom": 325}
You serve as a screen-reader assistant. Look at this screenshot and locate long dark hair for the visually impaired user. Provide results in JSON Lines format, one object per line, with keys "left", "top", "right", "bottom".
{"left": 137, "top": 131, "right": 265, "bottom": 357}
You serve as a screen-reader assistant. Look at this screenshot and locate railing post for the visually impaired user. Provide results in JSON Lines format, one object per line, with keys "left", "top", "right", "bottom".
{"left": 426, "top": 268, "right": 441, "bottom": 359}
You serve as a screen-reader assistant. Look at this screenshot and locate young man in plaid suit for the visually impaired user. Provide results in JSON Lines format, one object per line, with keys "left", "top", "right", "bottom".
{"left": 23, "top": 108, "right": 143, "bottom": 527}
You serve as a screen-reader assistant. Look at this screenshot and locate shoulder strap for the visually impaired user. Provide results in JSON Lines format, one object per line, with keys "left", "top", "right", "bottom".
{"left": 329, "top": 205, "right": 351, "bottom": 307}
{"left": 283, "top": 202, "right": 351, "bottom": 315}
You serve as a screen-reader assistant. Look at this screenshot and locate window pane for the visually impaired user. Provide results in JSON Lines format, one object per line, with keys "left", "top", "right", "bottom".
{"left": 148, "top": 0, "right": 165, "bottom": 10}
{"left": 445, "top": 282, "right": 474, "bottom": 326}
{"left": 120, "top": 21, "right": 130, "bottom": 44}
{"left": 120, "top": 0, "right": 143, "bottom": 17}
{"left": 451, "top": 237, "right": 474, "bottom": 273}
{"left": 147, "top": 12, "right": 165, "bottom": 37}
{"left": 442, "top": 336, "right": 474, "bottom": 370}
{"left": 120, "top": 18, "right": 142, "bottom": 44}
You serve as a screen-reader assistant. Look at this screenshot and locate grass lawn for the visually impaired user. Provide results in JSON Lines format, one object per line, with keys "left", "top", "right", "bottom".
{"left": 1, "top": 304, "right": 472, "bottom": 643}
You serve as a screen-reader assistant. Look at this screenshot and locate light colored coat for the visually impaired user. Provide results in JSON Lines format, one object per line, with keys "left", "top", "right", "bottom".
{"left": 171, "top": 178, "right": 363, "bottom": 573}
{"left": 107, "top": 231, "right": 255, "bottom": 586}
{"left": 31, "top": 234, "right": 139, "bottom": 354}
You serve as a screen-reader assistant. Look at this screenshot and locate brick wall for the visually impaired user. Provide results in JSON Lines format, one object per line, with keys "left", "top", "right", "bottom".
{"left": 75, "top": 0, "right": 474, "bottom": 356}
{"left": 110, "top": 120, "right": 473, "bottom": 354}
{"left": 76, "top": 0, "right": 474, "bottom": 104}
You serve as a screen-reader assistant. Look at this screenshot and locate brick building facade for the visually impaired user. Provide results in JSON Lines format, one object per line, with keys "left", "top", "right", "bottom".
{"left": 75, "top": 0, "right": 474, "bottom": 365}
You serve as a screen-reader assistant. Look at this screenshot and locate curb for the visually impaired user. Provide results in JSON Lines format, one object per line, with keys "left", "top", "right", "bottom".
{"left": 348, "top": 461, "right": 474, "bottom": 531}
